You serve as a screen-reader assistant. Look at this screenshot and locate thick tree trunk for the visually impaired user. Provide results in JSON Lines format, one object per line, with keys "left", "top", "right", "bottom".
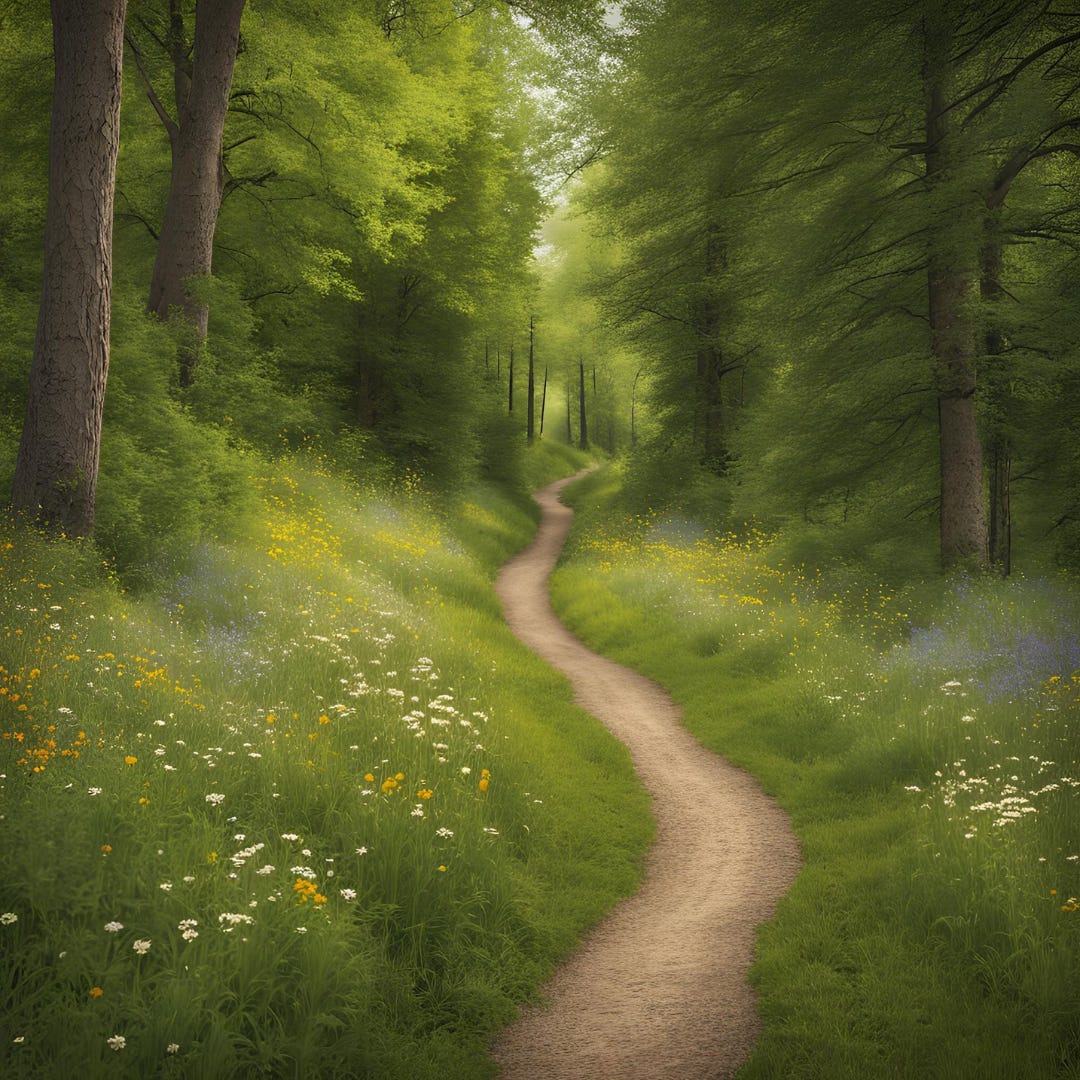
{"left": 12, "top": 0, "right": 127, "bottom": 536}
{"left": 147, "top": 0, "right": 246, "bottom": 385}
{"left": 923, "top": 10, "right": 987, "bottom": 568}
{"left": 980, "top": 221, "right": 1011, "bottom": 573}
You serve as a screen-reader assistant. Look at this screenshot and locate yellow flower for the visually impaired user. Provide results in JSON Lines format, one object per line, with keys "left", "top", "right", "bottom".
{"left": 318, "top": 714, "right": 330, "bottom": 725}
{"left": 138, "top": 797, "right": 150, "bottom": 806}
{"left": 478, "top": 778, "right": 489, "bottom": 793}
{"left": 89, "top": 986, "right": 103, "bottom": 998}
{"left": 364, "top": 773, "right": 375, "bottom": 783}
{"left": 124, "top": 755, "right": 137, "bottom": 765}
{"left": 437, "top": 865, "right": 447, "bottom": 872}
{"left": 417, "top": 789, "right": 433, "bottom": 800}
{"left": 394, "top": 772, "right": 405, "bottom": 781}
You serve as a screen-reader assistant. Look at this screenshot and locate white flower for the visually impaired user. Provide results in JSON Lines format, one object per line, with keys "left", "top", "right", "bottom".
{"left": 205, "top": 793, "right": 225, "bottom": 806}
{"left": 0, "top": 912, "right": 17, "bottom": 925}
{"left": 132, "top": 939, "right": 152, "bottom": 955}
{"left": 182, "top": 928, "right": 199, "bottom": 941}
{"left": 167, "top": 1043, "right": 180, "bottom": 1054}
{"left": 295, "top": 926, "right": 308, "bottom": 934}
{"left": 104, "top": 921, "right": 124, "bottom": 933}
{"left": 159, "top": 882, "right": 173, "bottom": 892}
{"left": 355, "top": 846, "right": 368, "bottom": 855}
{"left": 13, "top": 1035, "right": 25, "bottom": 1044}
{"left": 280, "top": 833, "right": 300, "bottom": 841}
{"left": 88, "top": 787, "right": 102, "bottom": 796}
{"left": 340, "top": 888, "right": 357, "bottom": 901}
{"left": 107, "top": 1035, "right": 126, "bottom": 1051}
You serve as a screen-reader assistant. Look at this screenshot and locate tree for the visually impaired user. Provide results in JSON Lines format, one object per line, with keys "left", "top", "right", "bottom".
{"left": 527, "top": 315, "right": 536, "bottom": 442}
{"left": 128, "top": 0, "right": 246, "bottom": 385}
{"left": 12, "top": 0, "right": 127, "bottom": 536}
{"left": 922, "top": 4, "right": 987, "bottom": 567}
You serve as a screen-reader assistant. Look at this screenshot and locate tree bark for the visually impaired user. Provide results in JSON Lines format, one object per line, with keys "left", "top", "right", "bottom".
{"left": 578, "top": 357, "right": 588, "bottom": 450}
{"left": 12, "top": 0, "right": 127, "bottom": 536}
{"left": 146, "top": 0, "right": 246, "bottom": 385}
{"left": 923, "top": 8, "right": 987, "bottom": 568}
{"left": 980, "top": 218, "right": 1011, "bottom": 574}
{"left": 527, "top": 316, "right": 535, "bottom": 443}
{"left": 696, "top": 224, "right": 727, "bottom": 472}
{"left": 540, "top": 364, "right": 548, "bottom": 436}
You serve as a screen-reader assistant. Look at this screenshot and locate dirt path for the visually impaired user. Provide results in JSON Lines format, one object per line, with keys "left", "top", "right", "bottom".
{"left": 489, "top": 473, "right": 802, "bottom": 1080}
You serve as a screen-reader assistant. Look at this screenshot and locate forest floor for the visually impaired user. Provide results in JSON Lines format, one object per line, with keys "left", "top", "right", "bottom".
{"left": 489, "top": 474, "right": 803, "bottom": 1080}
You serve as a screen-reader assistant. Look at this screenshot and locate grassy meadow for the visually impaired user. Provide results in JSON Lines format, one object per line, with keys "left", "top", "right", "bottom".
{"left": 0, "top": 444, "right": 653, "bottom": 1078}
{"left": 554, "top": 466, "right": 1080, "bottom": 1079}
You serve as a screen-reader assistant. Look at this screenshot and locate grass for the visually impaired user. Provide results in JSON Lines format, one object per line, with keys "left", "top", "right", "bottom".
{"left": 0, "top": 441, "right": 650, "bottom": 1078}
{"left": 553, "top": 464, "right": 1080, "bottom": 1079}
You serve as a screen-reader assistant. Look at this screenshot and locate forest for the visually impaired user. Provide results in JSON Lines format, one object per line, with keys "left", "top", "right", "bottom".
{"left": 1, "top": 1, "right": 1079, "bottom": 1077}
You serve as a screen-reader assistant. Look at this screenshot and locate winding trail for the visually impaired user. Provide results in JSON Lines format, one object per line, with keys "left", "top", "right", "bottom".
{"left": 490, "top": 473, "right": 802, "bottom": 1080}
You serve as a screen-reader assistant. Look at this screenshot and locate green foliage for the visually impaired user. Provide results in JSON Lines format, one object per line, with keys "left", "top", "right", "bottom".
{"left": 96, "top": 292, "right": 262, "bottom": 575}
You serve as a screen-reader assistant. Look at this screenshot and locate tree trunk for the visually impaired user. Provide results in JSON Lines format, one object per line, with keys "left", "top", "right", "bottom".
{"left": 527, "top": 316, "right": 535, "bottom": 443}
{"left": 923, "top": 10, "right": 987, "bottom": 568}
{"left": 980, "top": 219, "right": 1011, "bottom": 574}
{"left": 566, "top": 370, "right": 572, "bottom": 442}
{"left": 12, "top": 0, "right": 127, "bottom": 536}
{"left": 146, "top": 0, "right": 246, "bottom": 385}
{"left": 695, "top": 224, "right": 727, "bottom": 472}
{"left": 578, "top": 357, "right": 588, "bottom": 451}
{"left": 631, "top": 367, "right": 642, "bottom": 447}
{"left": 540, "top": 364, "right": 548, "bottom": 436}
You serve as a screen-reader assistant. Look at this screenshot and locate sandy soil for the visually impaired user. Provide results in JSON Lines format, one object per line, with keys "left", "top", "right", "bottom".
{"left": 489, "top": 473, "right": 802, "bottom": 1080}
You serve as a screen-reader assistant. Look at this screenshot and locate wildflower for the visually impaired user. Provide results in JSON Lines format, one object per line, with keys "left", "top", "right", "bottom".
{"left": 340, "top": 888, "right": 357, "bottom": 901}
{"left": 167, "top": 1043, "right": 180, "bottom": 1054}
{"left": 88, "top": 787, "right": 102, "bottom": 796}
{"left": 107, "top": 1035, "right": 126, "bottom": 1051}
{"left": 104, "top": 921, "right": 123, "bottom": 933}
{"left": 478, "top": 778, "right": 489, "bottom": 793}
{"left": 89, "top": 986, "right": 103, "bottom": 998}
{"left": 205, "top": 793, "right": 225, "bottom": 806}
{"left": 132, "top": 939, "right": 151, "bottom": 955}
{"left": 124, "top": 756, "right": 137, "bottom": 765}
{"left": 417, "top": 788, "right": 433, "bottom": 800}
{"left": 355, "top": 846, "right": 368, "bottom": 855}
{"left": 0, "top": 912, "right": 17, "bottom": 925}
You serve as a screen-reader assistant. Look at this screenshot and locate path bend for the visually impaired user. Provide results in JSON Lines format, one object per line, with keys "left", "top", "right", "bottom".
{"left": 490, "top": 472, "right": 802, "bottom": 1080}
